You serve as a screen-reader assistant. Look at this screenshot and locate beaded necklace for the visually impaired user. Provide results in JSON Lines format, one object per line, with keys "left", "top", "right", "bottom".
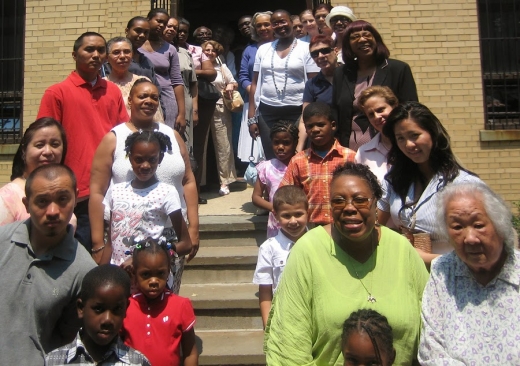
{"left": 271, "top": 38, "right": 297, "bottom": 100}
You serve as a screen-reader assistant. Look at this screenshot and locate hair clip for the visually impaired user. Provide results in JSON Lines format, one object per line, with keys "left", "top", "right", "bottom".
{"left": 138, "top": 129, "right": 143, "bottom": 134}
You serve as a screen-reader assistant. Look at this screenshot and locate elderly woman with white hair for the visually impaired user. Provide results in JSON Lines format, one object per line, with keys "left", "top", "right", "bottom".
{"left": 419, "top": 182, "right": 520, "bottom": 365}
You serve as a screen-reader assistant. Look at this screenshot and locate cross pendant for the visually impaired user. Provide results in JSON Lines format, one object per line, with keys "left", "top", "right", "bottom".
{"left": 367, "top": 294, "right": 376, "bottom": 303}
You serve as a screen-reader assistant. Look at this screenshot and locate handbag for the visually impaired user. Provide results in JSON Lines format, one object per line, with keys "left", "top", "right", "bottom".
{"left": 198, "top": 78, "right": 220, "bottom": 101}
{"left": 398, "top": 207, "right": 432, "bottom": 253}
{"left": 222, "top": 90, "right": 244, "bottom": 112}
{"left": 244, "top": 137, "right": 265, "bottom": 186}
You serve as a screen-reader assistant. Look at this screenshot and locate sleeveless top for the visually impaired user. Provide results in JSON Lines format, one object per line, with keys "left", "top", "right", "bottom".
{"left": 111, "top": 123, "right": 187, "bottom": 218}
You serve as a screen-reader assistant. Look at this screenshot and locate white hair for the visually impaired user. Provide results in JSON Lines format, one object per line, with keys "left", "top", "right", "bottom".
{"left": 250, "top": 11, "right": 273, "bottom": 42}
{"left": 435, "top": 183, "right": 515, "bottom": 249}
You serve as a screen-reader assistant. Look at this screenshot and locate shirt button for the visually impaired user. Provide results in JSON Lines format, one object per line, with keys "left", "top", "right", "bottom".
{"left": 147, "top": 315, "right": 151, "bottom": 318}
{"left": 147, "top": 324, "right": 150, "bottom": 327}
{"left": 26, "top": 274, "right": 31, "bottom": 279}
{"left": 147, "top": 332, "right": 151, "bottom": 335}
{"left": 148, "top": 307, "right": 151, "bottom": 310}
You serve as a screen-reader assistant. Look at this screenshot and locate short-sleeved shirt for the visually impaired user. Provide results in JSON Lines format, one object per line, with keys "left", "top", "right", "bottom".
{"left": 302, "top": 71, "right": 333, "bottom": 105}
{"left": 45, "top": 332, "right": 151, "bottom": 365}
{"left": 254, "top": 39, "right": 320, "bottom": 107}
{"left": 37, "top": 71, "right": 129, "bottom": 198}
{"left": 253, "top": 230, "right": 294, "bottom": 293}
{"left": 378, "top": 170, "right": 484, "bottom": 253}
{"left": 354, "top": 133, "right": 390, "bottom": 184}
{"left": 0, "top": 220, "right": 96, "bottom": 365}
{"left": 280, "top": 139, "right": 356, "bottom": 225}
{"left": 256, "top": 159, "right": 287, "bottom": 237}
{"left": 122, "top": 291, "right": 196, "bottom": 366}
{"left": 187, "top": 44, "right": 209, "bottom": 70}
{"left": 103, "top": 181, "right": 181, "bottom": 266}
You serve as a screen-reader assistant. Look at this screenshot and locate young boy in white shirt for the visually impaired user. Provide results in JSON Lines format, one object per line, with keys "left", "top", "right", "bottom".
{"left": 253, "top": 186, "right": 309, "bottom": 328}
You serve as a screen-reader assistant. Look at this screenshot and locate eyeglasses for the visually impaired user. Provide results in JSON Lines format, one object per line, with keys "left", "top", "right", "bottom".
{"left": 330, "top": 16, "right": 351, "bottom": 24}
{"left": 310, "top": 47, "right": 333, "bottom": 58}
{"left": 331, "top": 196, "right": 374, "bottom": 210}
{"left": 349, "top": 31, "right": 374, "bottom": 41}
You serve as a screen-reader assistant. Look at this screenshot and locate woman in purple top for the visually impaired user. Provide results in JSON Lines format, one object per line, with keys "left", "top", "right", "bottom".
{"left": 139, "top": 8, "right": 185, "bottom": 131}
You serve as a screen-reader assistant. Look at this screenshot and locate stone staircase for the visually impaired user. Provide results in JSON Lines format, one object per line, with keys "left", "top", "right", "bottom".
{"left": 180, "top": 214, "right": 268, "bottom": 365}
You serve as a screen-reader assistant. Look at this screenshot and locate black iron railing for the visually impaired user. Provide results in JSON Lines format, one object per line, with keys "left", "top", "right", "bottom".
{"left": 0, "top": 1, "right": 24, "bottom": 143}
{"left": 478, "top": 0, "right": 520, "bottom": 130}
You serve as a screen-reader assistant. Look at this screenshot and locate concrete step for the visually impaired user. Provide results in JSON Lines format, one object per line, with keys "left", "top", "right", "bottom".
{"left": 199, "top": 215, "right": 268, "bottom": 248}
{"left": 197, "top": 329, "right": 266, "bottom": 366}
{"left": 180, "top": 283, "right": 262, "bottom": 331}
{"left": 183, "top": 246, "right": 259, "bottom": 284}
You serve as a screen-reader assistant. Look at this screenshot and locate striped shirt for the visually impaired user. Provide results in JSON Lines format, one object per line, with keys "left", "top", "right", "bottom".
{"left": 45, "top": 332, "right": 150, "bottom": 365}
{"left": 280, "top": 139, "right": 356, "bottom": 225}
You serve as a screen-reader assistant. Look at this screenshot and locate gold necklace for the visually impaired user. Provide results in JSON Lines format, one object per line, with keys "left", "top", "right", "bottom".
{"left": 334, "top": 227, "right": 378, "bottom": 303}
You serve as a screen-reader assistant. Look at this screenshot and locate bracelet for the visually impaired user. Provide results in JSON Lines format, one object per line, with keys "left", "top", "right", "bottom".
{"left": 91, "top": 245, "right": 105, "bottom": 253}
{"left": 247, "top": 117, "right": 258, "bottom": 126}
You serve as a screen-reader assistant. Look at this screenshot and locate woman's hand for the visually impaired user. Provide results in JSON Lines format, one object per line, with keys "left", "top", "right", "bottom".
{"left": 175, "top": 114, "right": 187, "bottom": 136}
{"left": 224, "top": 83, "right": 234, "bottom": 100}
{"left": 120, "top": 257, "right": 134, "bottom": 276}
{"left": 249, "top": 123, "right": 259, "bottom": 139}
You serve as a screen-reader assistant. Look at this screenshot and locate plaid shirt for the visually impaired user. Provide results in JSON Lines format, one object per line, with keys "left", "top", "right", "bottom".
{"left": 45, "top": 332, "right": 151, "bottom": 366}
{"left": 280, "top": 139, "right": 356, "bottom": 225}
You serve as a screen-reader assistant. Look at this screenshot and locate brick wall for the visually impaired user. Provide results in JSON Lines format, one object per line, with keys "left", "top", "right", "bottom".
{"left": 342, "top": 0, "right": 520, "bottom": 204}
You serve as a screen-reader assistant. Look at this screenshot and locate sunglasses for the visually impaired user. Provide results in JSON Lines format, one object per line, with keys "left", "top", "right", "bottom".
{"left": 331, "top": 197, "right": 374, "bottom": 210}
{"left": 310, "top": 47, "right": 333, "bottom": 58}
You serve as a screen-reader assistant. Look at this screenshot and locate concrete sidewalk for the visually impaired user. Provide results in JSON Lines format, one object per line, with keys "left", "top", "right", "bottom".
{"left": 199, "top": 180, "right": 257, "bottom": 216}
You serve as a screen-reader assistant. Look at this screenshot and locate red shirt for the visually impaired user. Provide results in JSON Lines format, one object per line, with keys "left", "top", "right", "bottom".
{"left": 37, "top": 71, "right": 128, "bottom": 198}
{"left": 122, "top": 291, "right": 196, "bottom": 366}
{"left": 280, "top": 139, "right": 356, "bottom": 225}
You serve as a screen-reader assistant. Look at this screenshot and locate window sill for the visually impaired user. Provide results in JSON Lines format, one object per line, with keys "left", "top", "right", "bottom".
{"left": 0, "top": 144, "right": 19, "bottom": 155}
{"left": 479, "top": 130, "right": 520, "bottom": 141}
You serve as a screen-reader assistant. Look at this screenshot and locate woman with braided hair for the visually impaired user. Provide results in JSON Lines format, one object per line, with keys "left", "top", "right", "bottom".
{"left": 252, "top": 120, "right": 299, "bottom": 238}
{"left": 342, "top": 309, "right": 396, "bottom": 366}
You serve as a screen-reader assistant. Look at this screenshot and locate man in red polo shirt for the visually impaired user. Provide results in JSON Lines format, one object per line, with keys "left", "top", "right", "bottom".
{"left": 37, "top": 32, "right": 129, "bottom": 251}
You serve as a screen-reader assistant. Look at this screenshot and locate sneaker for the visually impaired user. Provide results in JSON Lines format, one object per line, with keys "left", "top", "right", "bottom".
{"left": 219, "top": 185, "right": 230, "bottom": 196}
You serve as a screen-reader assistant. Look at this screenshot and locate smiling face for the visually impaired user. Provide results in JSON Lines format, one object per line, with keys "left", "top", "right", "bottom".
{"left": 310, "top": 42, "right": 336, "bottom": 70}
{"left": 23, "top": 126, "right": 64, "bottom": 176}
{"left": 446, "top": 194, "right": 506, "bottom": 277}
{"left": 349, "top": 30, "right": 376, "bottom": 60}
{"left": 134, "top": 251, "right": 170, "bottom": 301}
{"left": 129, "top": 141, "right": 162, "bottom": 184}
{"left": 301, "top": 13, "right": 317, "bottom": 34}
{"left": 202, "top": 43, "right": 218, "bottom": 62}
{"left": 254, "top": 15, "right": 274, "bottom": 42}
{"left": 73, "top": 35, "right": 106, "bottom": 80}
{"left": 107, "top": 41, "right": 132, "bottom": 73}
{"left": 125, "top": 19, "right": 150, "bottom": 49}
{"left": 274, "top": 202, "right": 308, "bottom": 241}
{"left": 331, "top": 175, "right": 376, "bottom": 242}
{"left": 78, "top": 284, "right": 128, "bottom": 347}
{"left": 128, "top": 82, "right": 160, "bottom": 122}
{"left": 394, "top": 118, "right": 433, "bottom": 168}
{"left": 238, "top": 16, "right": 252, "bottom": 37}
{"left": 163, "top": 17, "right": 178, "bottom": 43}
{"left": 271, "top": 12, "right": 293, "bottom": 39}
{"left": 195, "top": 27, "right": 212, "bottom": 44}
{"left": 330, "top": 16, "right": 352, "bottom": 36}
{"left": 362, "top": 95, "right": 394, "bottom": 133}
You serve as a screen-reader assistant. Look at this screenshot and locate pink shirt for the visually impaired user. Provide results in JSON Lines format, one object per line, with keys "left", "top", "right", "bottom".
{"left": 257, "top": 159, "right": 287, "bottom": 238}
{"left": 0, "top": 181, "right": 28, "bottom": 226}
{"left": 187, "top": 44, "right": 209, "bottom": 70}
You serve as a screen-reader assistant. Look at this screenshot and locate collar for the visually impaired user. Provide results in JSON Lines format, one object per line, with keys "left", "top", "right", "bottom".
{"left": 66, "top": 331, "right": 131, "bottom": 364}
{"left": 360, "top": 133, "right": 390, "bottom": 154}
{"left": 270, "top": 158, "right": 289, "bottom": 171}
{"left": 133, "top": 289, "right": 171, "bottom": 307}
{"left": 454, "top": 247, "right": 520, "bottom": 287}
{"left": 274, "top": 230, "right": 297, "bottom": 250}
{"left": 308, "top": 139, "right": 344, "bottom": 160}
{"left": 314, "top": 71, "right": 332, "bottom": 84}
{"left": 11, "top": 220, "right": 77, "bottom": 261}
{"left": 68, "top": 71, "right": 106, "bottom": 90}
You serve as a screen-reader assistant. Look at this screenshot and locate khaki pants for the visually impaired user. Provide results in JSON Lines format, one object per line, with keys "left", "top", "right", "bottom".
{"left": 210, "top": 104, "right": 237, "bottom": 185}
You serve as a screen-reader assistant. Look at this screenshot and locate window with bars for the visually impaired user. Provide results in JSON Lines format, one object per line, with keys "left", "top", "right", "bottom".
{"left": 479, "top": 0, "right": 520, "bottom": 130}
{"left": 0, "top": 1, "right": 24, "bottom": 144}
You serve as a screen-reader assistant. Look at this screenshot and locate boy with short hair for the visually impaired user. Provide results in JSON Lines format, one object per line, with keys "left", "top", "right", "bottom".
{"left": 45, "top": 265, "right": 151, "bottom": 365}
{"left": 280, "top": 102, "right": 356, "bottom": 226}
{"left": 253, "top": 186, "right": 309, "bottom": 328}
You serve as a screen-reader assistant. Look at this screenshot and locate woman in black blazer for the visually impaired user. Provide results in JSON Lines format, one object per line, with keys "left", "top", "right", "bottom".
{"left": 332, "top": 20, "right": 418, "bottom": 150}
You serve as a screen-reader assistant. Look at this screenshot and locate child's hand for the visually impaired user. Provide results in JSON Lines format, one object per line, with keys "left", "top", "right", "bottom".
{"left": 120, "top": 257, "right": 134, "bottom": 277}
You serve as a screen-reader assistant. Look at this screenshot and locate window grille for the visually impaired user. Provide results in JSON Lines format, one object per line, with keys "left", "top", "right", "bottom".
{"left": 479, "top": 0, "right": 520, "bottom": 130}
{"left": 0, "top": 0, "right": 24, "bottom": 143}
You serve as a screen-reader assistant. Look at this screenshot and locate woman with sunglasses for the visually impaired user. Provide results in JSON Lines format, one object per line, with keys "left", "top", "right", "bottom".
{"left": 296, "top": 35, "right": 338, "bottom": 151}
{"left": 265, "top": 162, "right": 428, "bottom": 365}
{"left": 332, "top": 20, "right": 418, "bottom": 151}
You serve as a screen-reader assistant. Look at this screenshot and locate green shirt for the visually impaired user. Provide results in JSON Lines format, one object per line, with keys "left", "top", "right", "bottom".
{"left": 265, "top": 226, "right": 429, "bottom": 366}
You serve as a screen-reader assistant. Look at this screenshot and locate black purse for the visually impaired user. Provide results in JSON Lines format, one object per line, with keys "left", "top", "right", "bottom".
{"left": 198, "top": 78, "right": 220, "bottom": 101}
